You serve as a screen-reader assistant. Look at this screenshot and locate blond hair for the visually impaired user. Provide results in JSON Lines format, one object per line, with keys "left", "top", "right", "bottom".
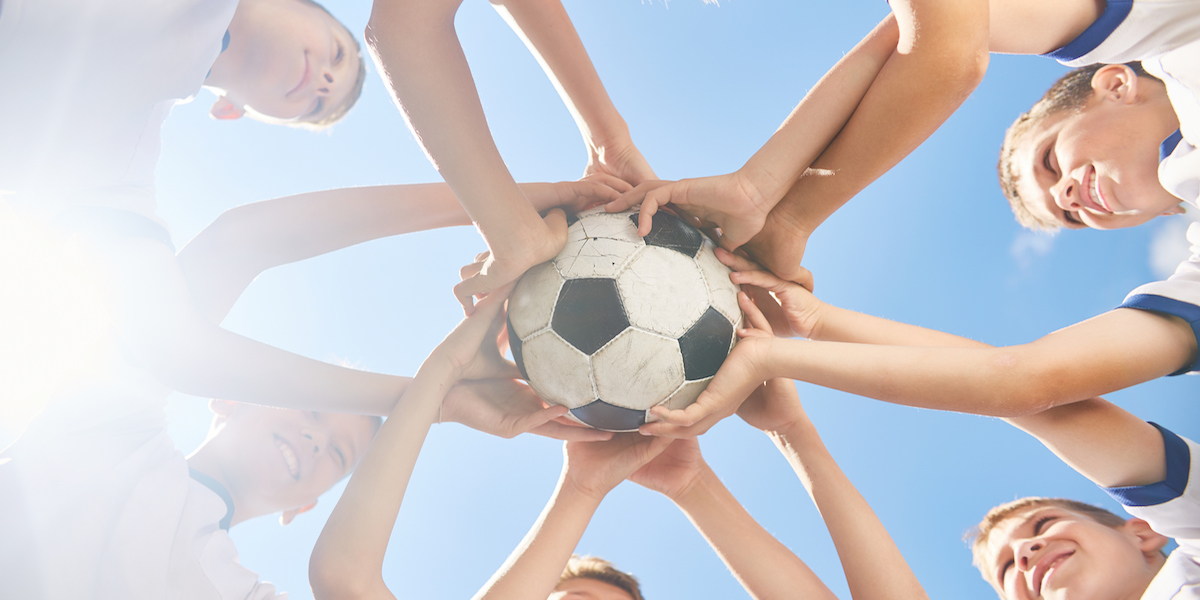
{"left": 966, "top": 497, "right": 1126, "bottom": 574}
{"left": 558, "top": 555, "right": 644, "bottom": 600}
{"left": 998, "top": 63, "right": 1154, "bottom": 230}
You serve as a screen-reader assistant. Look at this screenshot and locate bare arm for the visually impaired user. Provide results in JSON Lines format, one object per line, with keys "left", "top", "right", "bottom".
{"left": 310, "top": 291, "right": 569, "bottom": 599}
{"left": 632, "top": 438, "right": 839, "bottom": 600}
{"left": 491, "top": 0, "right": 655, "bottom": 184}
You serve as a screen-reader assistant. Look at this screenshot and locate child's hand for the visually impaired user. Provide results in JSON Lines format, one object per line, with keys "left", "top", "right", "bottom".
{"left": 522, "top": 177, "right": 632, "bottom": 215}
{"left": 441, "top": 378, "right": 613, "bottom": 442}
{"left": 717, "top": 248, "right": 823, "bottom": 340}
{"left": 584, "top": 139, "right": 657, "bottom": 187}
{"left": 629, "top": 438, "right": 706, "bottom": 502}
{"left": 453, "top": 209, "right": 568, "bottom": 314}
{"left": 429, "top": 283, "right": 522, "bottom": 383}
{"left": 639, "top": 291, "right": 780, "bottom": 438}
{"left": 605, "top": 171, "right": 775, "bottom": 251}
{"left": 562, "top": 433, "right": 672, "bottom": 501}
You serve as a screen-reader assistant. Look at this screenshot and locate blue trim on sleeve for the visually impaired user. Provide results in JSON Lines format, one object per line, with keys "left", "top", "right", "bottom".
{"left": 1104, "top": 423, "right": 1191, "bottom": 507}
{"left": 1161, "top": 130, "right": 1184, "bottom": 163}
{"left": 1045, "top": 0, "right": 1134, "bottom": 62}
{"left": 1119, "top": 294, "right": 1200, "bottom": 375}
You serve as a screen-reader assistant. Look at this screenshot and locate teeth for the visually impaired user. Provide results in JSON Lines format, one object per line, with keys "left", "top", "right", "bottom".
{"left": 1090, "top": 176, "right": 1104, "bottom": 211}
{"left": 277, "top": 439, "right": 299, "bottom": 479}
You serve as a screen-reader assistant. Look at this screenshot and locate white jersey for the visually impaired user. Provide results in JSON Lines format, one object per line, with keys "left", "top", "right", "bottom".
{"left": 1104, "top": 425, "right": 1200, "bottom": 599}
{"left": 0, "top": 357, "right": 285, "bottom": 599}
{"left": 1045, "top": 0, "right": 1200, "bottom": 373}
{"left": 0, "top": 0, "right": 237, "bottom": 221}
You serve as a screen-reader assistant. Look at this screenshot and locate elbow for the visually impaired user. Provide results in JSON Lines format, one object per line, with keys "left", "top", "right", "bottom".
{"left": 310, "top": 554, "right": 379, "bottom": 600}
{"left": 988, "top": 352, "right": 1075, "bottom": 418}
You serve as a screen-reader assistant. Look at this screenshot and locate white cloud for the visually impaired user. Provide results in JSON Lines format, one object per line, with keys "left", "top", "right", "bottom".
{"left": 1149, "top": 211, "right": 1200, "bottom": 279}
{"left": 1011, "top": 229, "right": 1056, "bottom": 269}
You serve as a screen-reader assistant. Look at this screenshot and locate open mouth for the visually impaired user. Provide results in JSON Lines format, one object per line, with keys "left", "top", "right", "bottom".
{"left": 275, "top": 435, "right": 300, "bottom": 481}
{"left": 1083, "top": 167, "right": 1111, "bottom": 213}
{"left": 1032, "top": 550, "right": 1073, "bottom": 596}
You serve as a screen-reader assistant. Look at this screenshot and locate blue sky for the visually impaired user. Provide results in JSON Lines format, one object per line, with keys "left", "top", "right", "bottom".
{"left": 147, "top": 0, "right": 1200, "bottom": 598}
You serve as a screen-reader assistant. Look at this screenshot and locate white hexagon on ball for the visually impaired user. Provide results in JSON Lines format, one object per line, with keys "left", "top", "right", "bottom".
{"left": 695, "top": 240, "right": 741, "bottom": 326}
{"left": 555, "top": 211, "right": 645, "bottom": 279}
{"left": 509, "top": 261, "right": 564, "bottom": 339}
{"left": 592, "top": 328, "right": 684, "bottom": 410}
{"left": 521, "top": 331, "right": 596, "bottom": 409}
{"left": 616, "top": 247, "right": 709, "bottom": 338}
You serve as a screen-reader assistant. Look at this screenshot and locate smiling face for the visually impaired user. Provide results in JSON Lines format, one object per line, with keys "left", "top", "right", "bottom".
{"left": 206, "top": 0, "right": 363, "bottom": 124}
{"left": 978, "top": 505, "right": 1165, "bottom": 600}
{"left": 1008, "top": 65, "right": 1182, "bottom": 230}
{"left": 201, "top": 402, "right": 376, "bottom": 521}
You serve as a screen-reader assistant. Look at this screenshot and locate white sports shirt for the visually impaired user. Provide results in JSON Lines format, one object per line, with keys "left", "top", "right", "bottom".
{"left": 0, "top": 0, "right": 237, "bottom": 221}
{"left": 1046, "top": 0, "right": 1200, "bottom": 374}
{"left": 1104, "top": 425, "right": 1200, "bottom": 599}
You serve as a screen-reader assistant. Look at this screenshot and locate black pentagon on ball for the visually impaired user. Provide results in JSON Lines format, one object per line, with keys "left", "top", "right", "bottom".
{"left": 630, "top": 211, "right": 703, "bottom": 258}
{"left": 678, "top": 307, "right": 735, "bottom": 380}
{"left": 551, "top": 278, "right": 630, "bottom": 355}
{"left": 571, "top": 400, "right": 647, "bottom": 431}
{"left": 506, "top": 313, "right": 528, "bottom": 380}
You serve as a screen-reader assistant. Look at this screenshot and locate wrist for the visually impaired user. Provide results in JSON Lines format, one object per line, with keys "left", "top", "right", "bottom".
{"left": 670, "top": 464, "right": 718, "bottom": 509}
{"left": 558, "top": 471, "right": 613, "bottom": 508}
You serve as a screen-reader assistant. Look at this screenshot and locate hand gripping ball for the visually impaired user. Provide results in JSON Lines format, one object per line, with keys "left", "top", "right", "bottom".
{"left": 506, "top": 207, "right": 742, "bottom": 431}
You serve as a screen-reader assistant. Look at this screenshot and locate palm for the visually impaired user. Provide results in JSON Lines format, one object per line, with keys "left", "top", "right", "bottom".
{"left": 442, "top": 379, "right": 543, "bottom": 438}
{"left": 736, "top": 379, "right": 801, "bottom": 433}
{"left": 629, "top": 439, "right": 703, "bottom": 500}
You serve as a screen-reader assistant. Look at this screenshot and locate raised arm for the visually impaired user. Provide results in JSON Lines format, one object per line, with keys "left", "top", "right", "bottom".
{"left": 474, "top": 434, "right": 670, "bottom": 600}
{"left": 490, "top": 0, "right": 655, "bottom": 185}
{"left": 746, "top": 0, "right": 990, "bottom": 281}
{"left": 177, "top": 180, "right": 624, "bottom": 323}
{"left": 630, "top": 437, "right": 839, "bottom": 600}
{"left": 310, "top": 290, "right": 570, "bottom": 599}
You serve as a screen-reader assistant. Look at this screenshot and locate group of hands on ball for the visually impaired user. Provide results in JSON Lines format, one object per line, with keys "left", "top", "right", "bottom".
{"left": 437, "top": 164, "right": 824, "bottom": 487}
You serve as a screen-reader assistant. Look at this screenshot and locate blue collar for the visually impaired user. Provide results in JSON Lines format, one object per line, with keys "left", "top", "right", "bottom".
{"left": 1045, "top": 0, "right": 1134, "bottom": 62}
{"left": 1161, "top": 129, "right": 1184, "bottom": 162}
{"left": 189, "top": 468, "right": 235, "bottom": 530}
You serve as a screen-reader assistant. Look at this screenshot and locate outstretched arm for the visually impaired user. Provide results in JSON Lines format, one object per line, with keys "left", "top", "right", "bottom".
{"left": 490, "top": 0, "right": 655, "bottom": 186}
{"left": 630, "top": 437, "right": 839, "bottom": 600}
{"left": 310, "top": 290, "right": 571, "bottom": 599}
{"left": 474, "top": 434, "right": 670, "bottom": 600}
{"left": 745, "top": 0, "right": 990, "bottom": 281}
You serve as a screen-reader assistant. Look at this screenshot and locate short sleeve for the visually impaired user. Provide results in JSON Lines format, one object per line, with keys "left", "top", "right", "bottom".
{"left": 1104, "top": 424, "right": 1200, "bottom": 556}
{"left": 1119, "top": 223, "right": 1200, "bottom": 375}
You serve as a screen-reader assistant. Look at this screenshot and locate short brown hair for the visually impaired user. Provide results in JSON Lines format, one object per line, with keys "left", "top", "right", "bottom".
{"left": 558, "top": 555, "right": 644, "bottom": 600}
{"left": 998, "top": 63, "right": 1154, "bottom": 230}
{"left": 966, "top": 497, "right": 1126, "bottom": 573}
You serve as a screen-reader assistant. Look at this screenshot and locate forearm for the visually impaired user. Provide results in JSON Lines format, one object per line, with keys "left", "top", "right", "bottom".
{"left": 311, "top": 358, "right": 453, "bottom": 600}
{"left": 366, "top": 0, "right": 543, "bottom": 243}
{"left": 492, "top": 0, "right": 630, "bottom": 153}
{"left": 773, "top": 0, "right": 989, "bottom": 232}
{"left": 759, "top": 309, "right": 1193, "bottom": 417}
{"left": 178, "top": 184, "right": 472, "bottom": 322}
{"left": 768, "top": 420, "right": 927, "bottom": 600}
{"left": 672, "top": 467, "right": 836, "bottom": 600}
{"left": 740, "top": 16, "right": 899, "bottom": 204}
{"left": 138, "top": 318, "right": 408, "bottom": 416}
{"left": 474, "top": 479, "right": 602, "bottom": 600}
{"left": 1007, "top": 399, "right": 1167, "bottom": 488}
{"left": 811, "top": 302, "right": 991, "bottom": 349}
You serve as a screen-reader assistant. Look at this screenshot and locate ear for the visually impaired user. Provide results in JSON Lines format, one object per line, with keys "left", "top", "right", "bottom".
{"left": 1161, "top": 205, "right": 1186, "bottom": 217}
{"left": 209, "top": 96, "right": 245, "bottom": 120}
{"left": 208, "top": 398, "right": 239, "bottom": 419}
{"left": 1091, "top": 64, "right": 1140, "bottom": 105}
{"left": 279, "top": 500, "right": 317, "bottom": 526}
{"left": 1123, "top": 518, "right": 1170, "bottom": 560}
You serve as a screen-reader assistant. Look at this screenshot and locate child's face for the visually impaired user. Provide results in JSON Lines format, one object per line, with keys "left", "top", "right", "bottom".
{"left": 1012, "top": 90, "right": 1181, "bottom": 230}
{"left": 550, "top": 578, "right": 635, "bottom": 600}
{"left": 211, "top": 404, "right": 375, "bottom": 515}
{"left": 979, "top": 505, "right": 1159, "bottom": 600}
{"left": 215, "top": 0, "right": 360, "bottom": 123}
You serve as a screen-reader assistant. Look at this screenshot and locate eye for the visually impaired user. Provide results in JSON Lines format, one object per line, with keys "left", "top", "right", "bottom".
{"left": 1062, "top": 210, "right": 1084, "bottom": 226}
{"left": 1042, "top": 143, "right": 1058, "bottom": 177}
{"left": 333, "top": 445, "right": 346, "bottom": 469}
{"left": 999, "top": 558, "right": 1014, "bottom": 582}
{"left": 335, "top": 41, "right": 344, "bottom": 65}
{"left": 307, "top": 98, "right": 325, "bottom": 119}
{"left": 1033, "top": 515, "right": 1057, "bottom": 534}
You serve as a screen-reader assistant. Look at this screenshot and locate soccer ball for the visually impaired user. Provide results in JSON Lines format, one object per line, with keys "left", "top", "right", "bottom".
{"left": 506, "top": 207, "right": 742, "bottom": 432}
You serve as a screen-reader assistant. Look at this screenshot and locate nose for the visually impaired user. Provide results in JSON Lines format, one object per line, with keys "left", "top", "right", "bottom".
{"left": 316, "top": 69, "right": 335, "bottom": 96}
{"left": 1015, "top": 539, "right": 1043, "bottom": 572}
{"left": 1050, "top": 174, "right": 1080, "bottom": 212}
{"left": 299, "top": 427, "right": 327, "bottom": 455}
